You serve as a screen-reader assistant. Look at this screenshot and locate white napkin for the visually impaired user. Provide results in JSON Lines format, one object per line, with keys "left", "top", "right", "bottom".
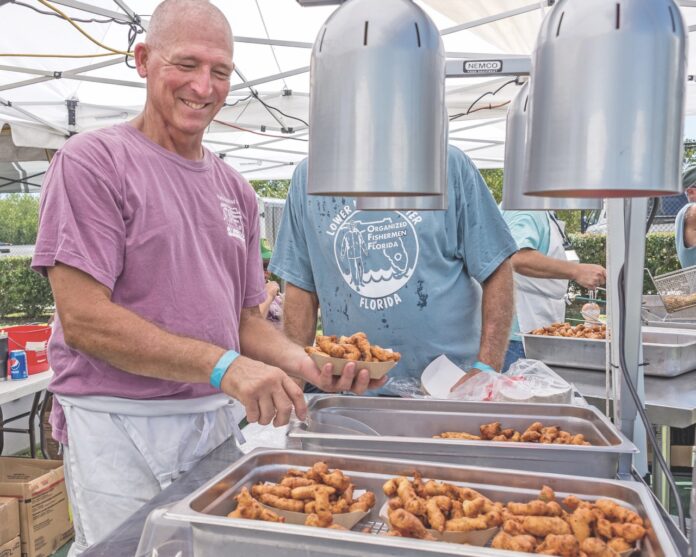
{"left": 237, "top": 422, "right": 289, "bottom": 454}
{"left": 420, "top": 355, "right": 467, "bottom": 398}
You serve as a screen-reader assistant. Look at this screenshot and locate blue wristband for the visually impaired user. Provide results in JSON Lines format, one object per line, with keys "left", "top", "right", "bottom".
{"left": 210, "top": 350, "right": 240, "bottom": 389}
{"left": 471, "top": 360, "right": 497, "bottom": 373}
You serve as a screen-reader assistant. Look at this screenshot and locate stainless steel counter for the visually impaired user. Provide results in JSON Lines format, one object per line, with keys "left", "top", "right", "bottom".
{"left": 551, "top": 366, "right": 696, "bottom": 429}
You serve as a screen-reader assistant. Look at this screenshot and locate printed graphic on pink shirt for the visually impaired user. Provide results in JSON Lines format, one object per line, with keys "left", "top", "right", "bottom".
{"left": 217, "top": 194, "right": 245, "bottom": 241}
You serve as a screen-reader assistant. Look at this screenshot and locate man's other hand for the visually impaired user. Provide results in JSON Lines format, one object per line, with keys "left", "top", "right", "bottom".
{"left": 221, "top": 356, "right": 307, "bottom": 427}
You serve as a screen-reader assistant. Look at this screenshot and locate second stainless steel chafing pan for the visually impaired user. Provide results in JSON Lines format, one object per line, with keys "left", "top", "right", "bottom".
{"left": 162, "top": 448, "right": 677, "bottom": 556}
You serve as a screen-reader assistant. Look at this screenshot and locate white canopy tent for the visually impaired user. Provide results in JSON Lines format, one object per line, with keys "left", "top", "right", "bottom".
{"left": 1, "top": 0, "right": 695, "bottom": 184}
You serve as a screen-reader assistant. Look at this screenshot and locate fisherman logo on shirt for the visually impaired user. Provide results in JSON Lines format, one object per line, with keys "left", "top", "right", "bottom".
{"left": 326, "top": 205, "right": 422, "bottom": 311}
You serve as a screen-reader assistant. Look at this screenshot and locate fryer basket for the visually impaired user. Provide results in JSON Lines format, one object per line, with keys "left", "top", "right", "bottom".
{"left": 648, "top": 266, "right": 696, "bottom": 313}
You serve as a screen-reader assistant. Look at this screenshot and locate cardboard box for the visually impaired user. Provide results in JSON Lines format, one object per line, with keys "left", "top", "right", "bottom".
{"left": 0, "top": 459, "right": 73, "bottom": 557}
{"left": 0, "top": 536, "right": 20, "bottom": 557}
{"left": 647, "top": 444, "right": 695, "bottom": 468}
{"left": 0, "top": 497, "right": 19, "bottom": 545}
{"left": 0, "top": 537, "right": 20, "bottom": 557}
{"left": 670, "top": 445, "right": 695, "bottom": 468}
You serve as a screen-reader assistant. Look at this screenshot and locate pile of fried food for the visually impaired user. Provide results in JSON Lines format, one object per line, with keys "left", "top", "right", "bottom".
{"left": 228, "top": 461, "right": 376, "bottom": 530}
{"left": 531, "top": 322, "right": 607, "bottom": 340}
{"left": 383, "top": 472, "right": 502, "bottom": 539}
{"left": 662, "top": 292, "right": 696, "bottom": 312}
{"left": 492, "top": 486, "right": 646, "bottom": 556}
{"left": 385, "top": 478, "right": 646, "bottom": 556}
{"left": 434, "top": 421, "right": 592, "bottom": 446}
{"left": 305, "top": 332, "right": 401, "bottom": 362}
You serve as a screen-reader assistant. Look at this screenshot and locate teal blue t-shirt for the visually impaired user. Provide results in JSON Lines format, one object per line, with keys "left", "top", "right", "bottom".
{"left": 269, "top": 147, "right": 518, "bottom": 384}
{"left": 501, "top": 210, "right": 552, "bottom": 341}
{"left": 675, "top": 203, "right": 696, "bottom": 268}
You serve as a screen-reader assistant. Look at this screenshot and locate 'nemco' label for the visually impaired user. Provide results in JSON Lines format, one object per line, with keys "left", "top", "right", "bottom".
{"left": 463, "top": 60, "right": 503, "bottom": 73}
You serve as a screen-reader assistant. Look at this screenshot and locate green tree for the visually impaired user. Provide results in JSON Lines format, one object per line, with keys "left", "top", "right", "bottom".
{"left": 555, "top": 210, "right": 583, "bottom": 234}
{"left": 0, "top": 257, "right": 53, "bottom": 318}
{"left": 250, "top": 179, "right": 290, "bottom": 199}
{"left": 480, "top": 169, "right": 503, "bottom": 203}
{"left": 683, "top": 138, "right": 696, "bottom": 169}
{"left": 0, "top": 193, "right": 40, "bottom": 244}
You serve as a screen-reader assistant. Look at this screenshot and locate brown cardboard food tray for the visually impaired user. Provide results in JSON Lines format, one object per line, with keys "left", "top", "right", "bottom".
{"left": 308, "top": 353, "right": 395, "bottom": 379}
{"left": 379, "top": 502, "right": 638, "bottom": 554}
{"left": 254, "top": 481, "right": 371, "bottom": 529}
{"left": 258, "top": 501, "right": 369, "bottom": 529}
{"left": 378, "top": 501, "right": 498, "bottom": 545}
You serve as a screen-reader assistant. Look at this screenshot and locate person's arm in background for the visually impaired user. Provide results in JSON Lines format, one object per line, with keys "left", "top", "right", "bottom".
{"left": 258, "top": 280, "right": 280, "bottom": 319}
{"left": 476, "top": 258, "right": 515, "bottom": 372}
{"left": 683, "top": 205, "right": 696, "bottom": 248}
{"left": 445, "top": 147, "right": 519, "bottom": 390}
{"left": 280, "top": 283, "right": 319, "bottom": 389}
{"left": 511, "top": 249, "right": 605, "bottom": 289}
{"left": 450, "top": 258, "right": 514, "bottom": 391}
{"left": 283, "top": 283, "right": 319, "bottom": 347}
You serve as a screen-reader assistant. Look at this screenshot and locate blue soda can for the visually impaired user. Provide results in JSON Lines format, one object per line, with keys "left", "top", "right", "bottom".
{"left": 8, "top": 349, "right": 28, "bottom": 380}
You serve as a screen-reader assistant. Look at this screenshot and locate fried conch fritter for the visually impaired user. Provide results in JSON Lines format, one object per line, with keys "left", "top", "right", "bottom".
{"left": 228, "top": 488, "right": 285, "bottom": 522}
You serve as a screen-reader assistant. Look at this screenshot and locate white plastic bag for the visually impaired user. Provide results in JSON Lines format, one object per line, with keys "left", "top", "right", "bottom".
{"left": 449, "top": 359, "right": 573, "bottom": 404}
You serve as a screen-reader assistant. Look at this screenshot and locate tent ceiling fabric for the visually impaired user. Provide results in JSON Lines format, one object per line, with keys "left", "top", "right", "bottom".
{"left": 0, "top": 124, "right": 55, "bottom": 162}
{"left": 422, "top": 0, "right": 548, "bottom": 54}
{"left": 0, "top": 0, "right": 694, "bottom": 178}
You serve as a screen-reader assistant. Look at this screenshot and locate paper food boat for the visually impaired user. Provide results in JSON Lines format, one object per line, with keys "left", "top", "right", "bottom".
{"left": 308, "top": 352, "right": 396, "bottom": 380}
{"left": 255, "top": 485, "right": 372, "bottom": 530}
{"left": 379, "top": 501, "right": 498, "bottom": 545}
{"left": 258, "top": 501, "right": 369, "bottom": 529}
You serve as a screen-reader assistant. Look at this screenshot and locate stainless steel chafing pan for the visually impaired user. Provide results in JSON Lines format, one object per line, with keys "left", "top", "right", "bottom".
{"left": 522, "top": 326, "right": 696, "bottom": 377}
{"left": 286, "top": 396, "right": 637, "bottom": 478}
{"left": 162, "top": 449, "right": 678, "bottom": 556}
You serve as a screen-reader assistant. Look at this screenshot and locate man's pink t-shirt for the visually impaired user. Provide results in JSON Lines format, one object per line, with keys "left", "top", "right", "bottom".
{"left": 32, "top": 123, "right": 266, "bottom": 441}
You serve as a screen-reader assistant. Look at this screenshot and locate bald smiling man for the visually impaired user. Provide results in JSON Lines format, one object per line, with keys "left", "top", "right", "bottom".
{"left": 31, "top": 1, "right": 381, "bottom": 552}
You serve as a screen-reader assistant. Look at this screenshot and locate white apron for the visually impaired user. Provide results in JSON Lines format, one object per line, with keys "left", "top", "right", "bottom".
{"left": 514, "top": 212, "right": 569, "bottom": 333}
{"left": 56, "top": 394, "right": 244, "bottom": 556}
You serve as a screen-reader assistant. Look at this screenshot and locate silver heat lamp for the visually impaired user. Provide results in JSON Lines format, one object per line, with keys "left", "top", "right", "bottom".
{"left": 307, "top": 0, "right": 446, "bottom": 197}
{"left": 358, "top": 110, "right": 449, "bottom": 211}
{"left": 525, "top": 0, "right": 686, "bottom": 198}
{"left": 501, "top": 82, "right": 601, "bottom": 211}
{"left": 356, "top": 192, "right": 447, "bottom": 211}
